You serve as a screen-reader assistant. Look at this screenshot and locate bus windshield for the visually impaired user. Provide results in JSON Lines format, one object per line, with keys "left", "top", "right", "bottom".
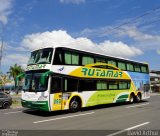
{"left": 23, "top": 73, "right": 48, "bottom": 92}
{"left": 28, "top": 48, "right": 53, "bottom": 65}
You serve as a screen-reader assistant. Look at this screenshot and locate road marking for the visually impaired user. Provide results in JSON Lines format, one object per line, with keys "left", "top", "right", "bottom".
{"left": 106, "top": 122, "right": 150, "bottom": 136}
{"left": 2, "top": 107, "right": 24, "bottom": 111}
{"left": 34, "top": 112, "right": 95, "bottom": 124}
{"left": 4, "top": 111, "right": 22, "bottom": 114}
{"left": 4, "top": 109, "right": 36, "bottom": 114}
{"left": 126, "top": 103, "right": 149, "bottom": 108}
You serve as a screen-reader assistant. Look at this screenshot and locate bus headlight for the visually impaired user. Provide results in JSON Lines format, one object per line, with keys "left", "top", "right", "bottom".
{"left": 38, "top": 96, "right": 48, "bottom": 101}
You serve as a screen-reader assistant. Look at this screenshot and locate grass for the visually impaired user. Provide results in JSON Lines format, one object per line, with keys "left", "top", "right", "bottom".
{"left": 12, "top": 100, "right": 21, "bottom": 106}
{"left": 11, "top": 96, "right": 22, "bottom": 108}
{"left": 10, "top": 93, "right": 21, "bottom": 97}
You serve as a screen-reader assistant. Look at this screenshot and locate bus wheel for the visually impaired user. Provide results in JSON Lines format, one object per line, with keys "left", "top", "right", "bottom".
{"left": 136, "top": 93, "right": 141, "bottom": 103}
{"left": 69, "top": 98, "right": 81, "bottom": 112}
{"left": 129, "top": 94, "right": 134, "bottom": 103}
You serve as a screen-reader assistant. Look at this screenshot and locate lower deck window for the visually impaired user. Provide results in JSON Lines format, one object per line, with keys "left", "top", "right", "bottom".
{"left": 108, "top": 81, "right": 118, "bottom": 90}
{"left": 64, "top": 78, "right": 78, "bottom": 92}
{"left": 51, "top": 76, "right": 131, "bottom": 92}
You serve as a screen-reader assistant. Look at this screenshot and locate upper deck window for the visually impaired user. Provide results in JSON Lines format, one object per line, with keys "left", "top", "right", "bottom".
{"left": 28, "top": 48, "right": 53, "bottom": 65}
{"left": 118, "top": 62, "right": 126, "bottom": 70}
{"left": 141, "top": 65, "right": 148, "bottom": 73}
{"left": 134, "top": 64, "right": 141, "bottom": 72}
{"left": 82, "top": 55, "right": 94, "bottom": 65}
{"left": 108, "top": 60, "right": 117, "bottom": 67}
{"left": 127, "top": 63, "right": 134, "bottom": 71}
{"left": 95, "top": 57, "right": 106, "bottom": 63}
{"left": 64, "top": 51, "right": 79, "bottom": 65}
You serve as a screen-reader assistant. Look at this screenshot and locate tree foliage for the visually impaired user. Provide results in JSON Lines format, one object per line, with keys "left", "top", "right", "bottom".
{"left": 0, "top": 74, "right": 11, "bottom": 91}
{"left": 9, "top": 64, "right": 24, "bottom": 87}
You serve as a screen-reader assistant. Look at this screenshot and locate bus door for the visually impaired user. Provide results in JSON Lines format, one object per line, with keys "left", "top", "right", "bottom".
{"left": 50, "top": 76, "right": 63, "bottom": 111}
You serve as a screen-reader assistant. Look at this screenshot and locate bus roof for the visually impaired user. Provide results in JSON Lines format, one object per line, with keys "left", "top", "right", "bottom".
{"left": 31, "top": 46, "right": 148, "bottom": 65}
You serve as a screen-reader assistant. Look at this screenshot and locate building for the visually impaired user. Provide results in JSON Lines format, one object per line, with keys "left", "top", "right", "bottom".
{"left": 150, "top": 70, "right": 160, "bottom": 92}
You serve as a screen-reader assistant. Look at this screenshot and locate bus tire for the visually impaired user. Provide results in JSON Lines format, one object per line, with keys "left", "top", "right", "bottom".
{"left": 69, "top": 97, "right": 81, "bottom": 112}
{"left": 129, "top": 94, "right": 135, "bottom": 104}
{"left": 136, "top": 93, "right": 141, "bottom": 103}
{"left": 2, "top": 102, "right": 10, "bottom": 109}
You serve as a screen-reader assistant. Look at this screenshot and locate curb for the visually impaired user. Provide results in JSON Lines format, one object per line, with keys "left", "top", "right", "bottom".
{"left": 11, "top": 106, "right": 23, "bottom": 109}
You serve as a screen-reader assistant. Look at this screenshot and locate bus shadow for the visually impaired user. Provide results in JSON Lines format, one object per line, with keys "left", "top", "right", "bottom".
{"left": 82, "top": 100, "right": 148, "bottom": 112}
{"left": 22, "top": 100, "right": 148, "bottom": 117}
{"left": 22, "top": 108, "right": 71, "bottom": 117}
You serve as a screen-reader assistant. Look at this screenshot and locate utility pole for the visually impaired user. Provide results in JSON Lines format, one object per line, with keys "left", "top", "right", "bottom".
{"left": 0, "top": 23, "right": 4, "bottom": 71}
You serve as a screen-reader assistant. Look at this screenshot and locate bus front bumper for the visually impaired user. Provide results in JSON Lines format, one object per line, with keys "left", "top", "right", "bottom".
{"left": 21, "top": 99, "right": 49, "bottom": 111}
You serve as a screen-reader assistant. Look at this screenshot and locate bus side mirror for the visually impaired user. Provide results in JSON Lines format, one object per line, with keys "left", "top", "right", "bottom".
{"left": 40, "top": 71, "right": 53, "bottom": 86}
{"left": 40, "top": 75, "right": 47, "bottom": 86}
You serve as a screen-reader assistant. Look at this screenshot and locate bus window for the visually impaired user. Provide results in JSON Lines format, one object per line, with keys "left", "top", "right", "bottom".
{"left": 108, "top": 81, "right": 118, "bottom": 90}
{"left": 64, "top": 51, "right": 79, "bottom": 65}
{"left": 72, "top": 53, "right": 79, "bottom": 65}
{"left": 28, "top": 52, "right": 37, "bottom": 64}
{"left": 95, "top": 57, "right": 106, "bottom": 63}
{"left": 97, "top": 81, "right": 107, "bottom": 90}
{"left": 65, "top": 51, "right": 72, "bottom": 64}
{"left": 108, "top": 60, "right": 117, "bottom": 67}
{"left": 64, "top": 78, "right": 78, "bottom": 92}
{"left": 118, "top": 62, "right": 126, "bottom": 70}
{"left": 53, "top": 51, "right": 63, "bottom": 64}
{"left": 82, "top": 55, "right": 94, "bottom": 65}
{"left": 134, "top": 64, "right": 141, "bottom": 72}
{"left": 128, "top": 82, "right": 131, "bottom": 89}
{"left": 141, "top": 66, "right": 148, "bottom": 73}
{"left": 37, "top": 49, "right": 53, "bottom": 64}
{"left": 119, "top": 81, "right": 129, "bottom": 90}
{"left": 51, "top": 77, "right": 62, "bottom": 93}
{"left": 28, "top": 48, "right": 53, "bottom": 65}
{"left": 79, "top": 80, "right": 96, "bottom": 91}
{"left": 127, "top": 63, "right": 134, "bottom": 71}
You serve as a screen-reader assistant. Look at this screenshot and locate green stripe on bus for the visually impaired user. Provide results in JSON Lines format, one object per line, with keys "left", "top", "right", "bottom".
{"left": 21, "top": 100, "right": 49, "bottom": 111}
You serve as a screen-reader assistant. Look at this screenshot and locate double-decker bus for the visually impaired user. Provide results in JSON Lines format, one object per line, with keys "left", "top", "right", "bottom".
{"left": 20, "top": 46, "right": 150, "bottom": 112}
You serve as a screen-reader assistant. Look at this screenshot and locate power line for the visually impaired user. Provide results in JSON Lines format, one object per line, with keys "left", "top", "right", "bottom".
{"left": 111, "top": 6, "right": 160, "bottom": 31}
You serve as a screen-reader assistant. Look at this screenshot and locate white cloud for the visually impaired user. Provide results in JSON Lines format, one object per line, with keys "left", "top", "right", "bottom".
{"left": 2, "top": 53, "right": 29, "bottom": 69}
{"left": 59, "top": 0, "right": 85, "bottom": 4}
{"left": 6, "top": 45, "right": 29, "bottom": 52}
{"left": 119, "top": 26, "right": 160, "bottom": 42}
{"left": 0, "top": 0, "right": 13, "bottom": 24}
{"left": 22, "top": 30, "right": 143, "bottom": 58}
{"left": 98, "top": 40, "right": 143, "bottom": 58}
{"left": 80, "top": 25, "right": 160, "bottom": 52}
{"left": 118, "top": 26, "right": 160, "bottom": 51}
{"left": 22, "top": 30, "right": 74, "bottom": 50}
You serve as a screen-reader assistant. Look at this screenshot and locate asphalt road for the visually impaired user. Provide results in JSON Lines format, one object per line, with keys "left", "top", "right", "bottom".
{"left": 0, "top": 94, "right": 160, "bottom": 136}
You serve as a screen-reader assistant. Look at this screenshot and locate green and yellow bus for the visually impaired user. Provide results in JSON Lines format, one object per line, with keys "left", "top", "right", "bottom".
{"left": 21, "top": 47, "right": 150, "bottom": 112}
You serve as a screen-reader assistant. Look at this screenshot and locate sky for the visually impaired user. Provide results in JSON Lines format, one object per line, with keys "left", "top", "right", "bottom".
{"left": 0, "top": 0, "right": 160, "bottom": 74}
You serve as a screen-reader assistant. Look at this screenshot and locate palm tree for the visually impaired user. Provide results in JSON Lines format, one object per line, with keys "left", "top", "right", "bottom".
{"left": 0, "top": 74, "right": 11, "bottom": 92}
{"left": 8, "top": 64, "right": 24, "bottom": 94}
